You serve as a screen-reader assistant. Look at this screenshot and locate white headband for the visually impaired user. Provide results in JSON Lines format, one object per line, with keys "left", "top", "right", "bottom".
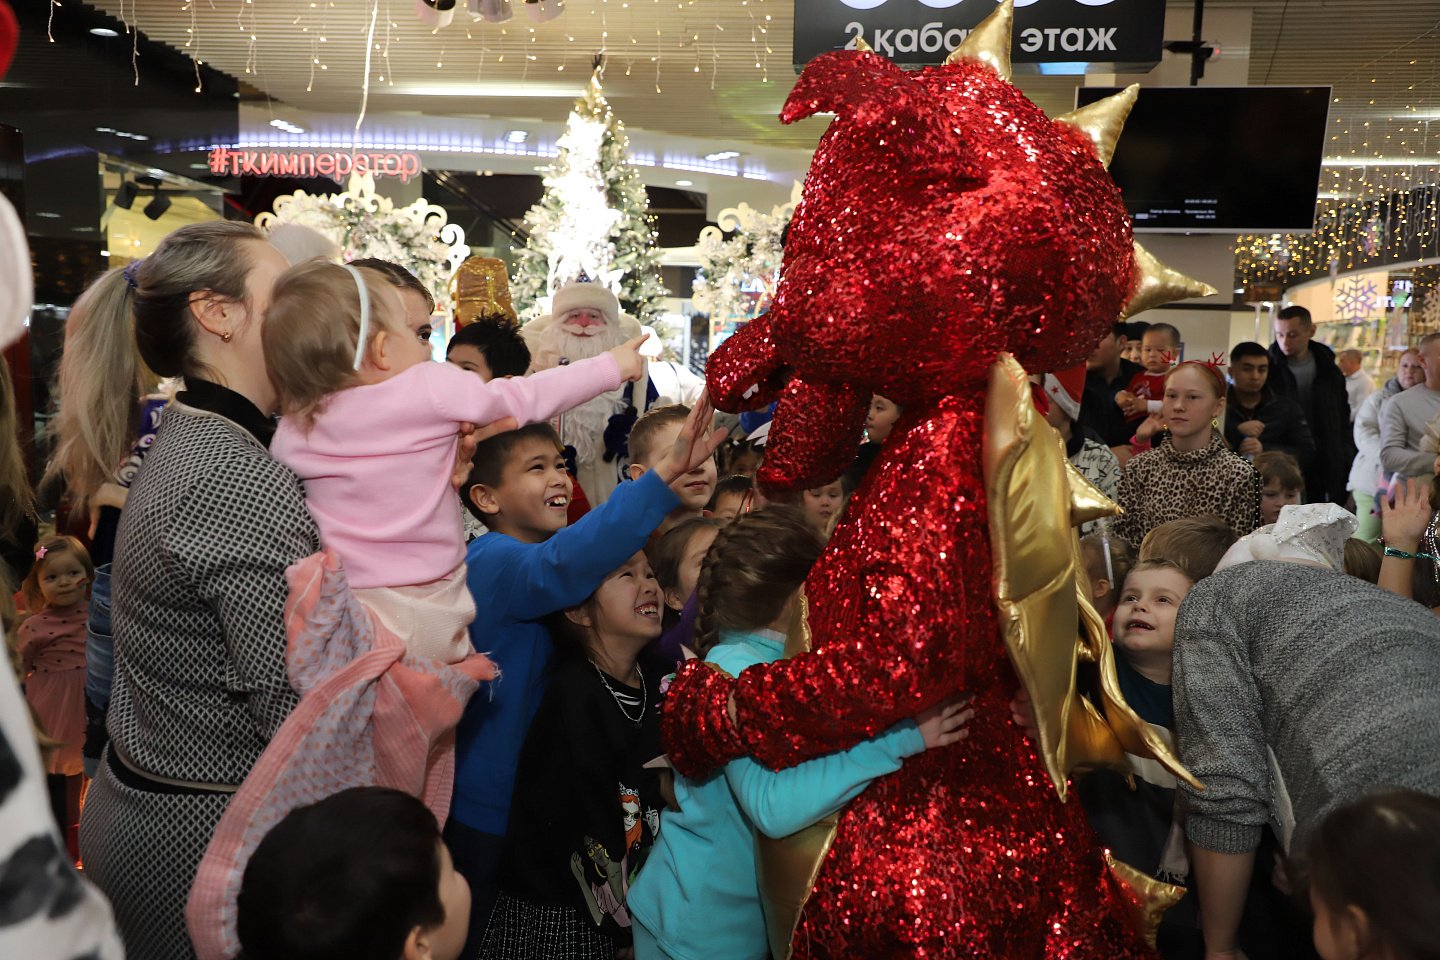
{"left": 342, "top": 264, "right": 370, "bottom": 370}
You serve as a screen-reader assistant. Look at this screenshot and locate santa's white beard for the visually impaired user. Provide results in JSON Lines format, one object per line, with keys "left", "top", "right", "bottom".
{"left": 529, "top": 324, "right": 630, "bottom": 467}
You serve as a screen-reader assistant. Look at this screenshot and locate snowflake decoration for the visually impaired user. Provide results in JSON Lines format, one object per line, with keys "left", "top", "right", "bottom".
{"left": 255, "top": 173, "right": 468, "bottom": 308}
{"left": 1416, "top": 288, "right": 1440, "bottom": 333}
{"left": 692, "top": 182, "right": 802, "bottom": 324}
{"left": 1333, "top": 277, "right": 1382, "bottom": 322}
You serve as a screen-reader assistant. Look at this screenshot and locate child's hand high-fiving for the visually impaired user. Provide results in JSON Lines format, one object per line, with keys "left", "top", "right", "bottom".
{"left": 656, "top": 391, "right": 729, "bottom": 489}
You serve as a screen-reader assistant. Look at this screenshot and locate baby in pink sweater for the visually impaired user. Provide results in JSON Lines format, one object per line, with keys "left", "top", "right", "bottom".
{"left": 264, "top": 262, "right": 645, "bottom": 663}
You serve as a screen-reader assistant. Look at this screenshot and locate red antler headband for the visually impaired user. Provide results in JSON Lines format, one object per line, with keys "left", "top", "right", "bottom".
{"left": 1168, "top": 353, "right": 1228, "bottom": 391}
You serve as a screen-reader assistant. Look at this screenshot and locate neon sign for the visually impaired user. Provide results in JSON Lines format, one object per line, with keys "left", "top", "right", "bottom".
{"left": 207, "top": 148, "right": 422, "bottom": 182}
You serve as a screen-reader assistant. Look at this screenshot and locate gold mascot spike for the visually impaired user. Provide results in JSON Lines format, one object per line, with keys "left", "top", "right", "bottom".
{"left": 1054, "top": 83, "right": 1141, "bottom": 170}
{"left": 945, "top": 0, "right": 1013, "bottom": 81}
{"left": 1122, "top": 241, "right": 1219, "bottom": 320}
{"left": 1105, "top": 851, "right": 1187, "bottom": 948}
{"left": 852, "top": 35, "right": 874, "bottom": 53}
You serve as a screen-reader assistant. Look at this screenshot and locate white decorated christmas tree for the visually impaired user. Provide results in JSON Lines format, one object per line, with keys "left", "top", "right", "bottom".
{"left": 512, "top": 65, "right": 668, "bottom": 325}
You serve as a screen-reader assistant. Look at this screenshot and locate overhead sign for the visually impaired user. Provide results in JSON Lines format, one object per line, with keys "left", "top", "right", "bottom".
{"left": 207, "top": 148, "right": 423, "bottom": 182}
{"left": 793, "top": 0, "right": 1166, "bottom": 71}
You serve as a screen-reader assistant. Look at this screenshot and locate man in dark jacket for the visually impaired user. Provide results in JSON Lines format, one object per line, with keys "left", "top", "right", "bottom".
{"left": 1078, "top": 322, "right": 1144, "bottom": 457}
{"left": 1268, "top": 306, "right": 1356, "bottom": 503}
{"left": 1224, "top": 342, "right": 1316, "bottom": 467}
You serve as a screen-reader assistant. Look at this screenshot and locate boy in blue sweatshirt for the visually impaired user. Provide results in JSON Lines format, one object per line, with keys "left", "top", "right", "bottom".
{"left": 447, "top": 402, "right": 726, "bottom": 953}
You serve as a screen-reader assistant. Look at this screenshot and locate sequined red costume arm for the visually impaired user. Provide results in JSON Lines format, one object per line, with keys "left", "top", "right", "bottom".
{"left": 664, "top": 398, "right": 989, "bottom": 776}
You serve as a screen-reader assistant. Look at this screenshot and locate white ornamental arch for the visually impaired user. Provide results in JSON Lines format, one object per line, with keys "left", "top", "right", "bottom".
{"left": 255, "top": 173, "right": 468, "bottom": 308}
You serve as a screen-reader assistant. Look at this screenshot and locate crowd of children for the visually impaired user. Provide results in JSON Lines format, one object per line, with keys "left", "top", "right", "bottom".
{"left": 5, "top": 231, "right": 1440, "bottom": 960}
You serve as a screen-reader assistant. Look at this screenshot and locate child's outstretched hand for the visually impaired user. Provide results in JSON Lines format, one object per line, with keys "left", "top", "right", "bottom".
{"left": 915, "top": 694, "right": 974, "bottom": 750}
{"left": 608, "top": 335, "right": 650, "bottom": 383}
{"left": 656, "top": 391, "right": 729, "bottom": 486}
{"left": 1380, "top": 474, "right": 1433, "bottom": 550}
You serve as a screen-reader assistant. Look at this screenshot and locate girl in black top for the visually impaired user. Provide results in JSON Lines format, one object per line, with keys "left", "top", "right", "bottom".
{"left": 481, "top": 551, "right": 668, "bottom": 960}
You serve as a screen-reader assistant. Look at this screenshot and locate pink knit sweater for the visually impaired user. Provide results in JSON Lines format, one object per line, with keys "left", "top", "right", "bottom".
{"left": 272, "top": 355, "right": 621, "bottom": 589}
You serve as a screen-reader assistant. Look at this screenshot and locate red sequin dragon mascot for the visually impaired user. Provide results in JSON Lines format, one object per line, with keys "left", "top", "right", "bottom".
{"left": 661, "top": 3, "right": 1214, "bottom": 957}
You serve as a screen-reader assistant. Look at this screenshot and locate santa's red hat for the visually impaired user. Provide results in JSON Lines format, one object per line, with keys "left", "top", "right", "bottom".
{"left": 1041, "top": 364, "right": 1087, "bottom": 422}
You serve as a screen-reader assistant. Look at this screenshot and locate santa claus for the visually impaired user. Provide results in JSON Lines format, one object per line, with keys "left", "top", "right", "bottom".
{"left": 521, "top": 281, "right": 656, "bottom": 503}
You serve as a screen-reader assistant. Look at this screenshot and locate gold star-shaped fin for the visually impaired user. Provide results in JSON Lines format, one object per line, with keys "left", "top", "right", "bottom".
{"left": 944, "top": 0, "right": 1013, "bottom": 82}
{"left": 1054, "top": 84, "right": 1140, "bottom": 170}
{"left": 1122, "top": 241, "right": 1218, "bottom": 319}
{"left": 1105, "top": 850, "right": 1187, "bottom": 947}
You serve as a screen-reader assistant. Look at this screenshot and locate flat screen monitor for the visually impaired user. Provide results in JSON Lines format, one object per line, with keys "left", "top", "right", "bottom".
{"left": 1074, "top": 85, "right": 1331, "bottom": 234}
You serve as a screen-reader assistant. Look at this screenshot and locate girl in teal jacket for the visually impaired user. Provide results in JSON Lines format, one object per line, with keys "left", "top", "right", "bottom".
{"left": 628, "top": 507, "right": 971, "bottom": 960}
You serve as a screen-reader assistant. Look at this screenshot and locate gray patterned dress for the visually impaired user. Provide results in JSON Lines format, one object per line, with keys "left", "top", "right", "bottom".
{"left": 78, "top": 382, "right": 318, "bottom": 960}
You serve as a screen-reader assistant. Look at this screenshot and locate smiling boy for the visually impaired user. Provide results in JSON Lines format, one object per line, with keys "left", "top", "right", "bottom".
{"left": 1077, "top": 558, "right": 1200, "bottom": 954}
{"left": 447, "top": 404, "right": 726, "bottom": 955}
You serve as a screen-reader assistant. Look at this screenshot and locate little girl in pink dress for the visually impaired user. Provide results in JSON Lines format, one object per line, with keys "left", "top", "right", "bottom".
{"left": 17, "top": 535, "right": 94, "bottom": 855}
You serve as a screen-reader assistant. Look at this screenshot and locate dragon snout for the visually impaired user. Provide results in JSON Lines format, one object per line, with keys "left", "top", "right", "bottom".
{"left": 705, "top": 312, "right": 793, "bottom": 413}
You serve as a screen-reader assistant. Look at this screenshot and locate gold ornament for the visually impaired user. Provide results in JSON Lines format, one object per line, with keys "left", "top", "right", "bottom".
{"left": 852, "top": 35, "right": 873, "bottom": 54}
{"left": 1054, "top": 84, "right": 1141, "bottom": 170}
{"left": 451, "top": 256, "right": 518, "bottom": 326}
{"left": 945, "top": 0, "right": 1013, "bottom": 81}
{"left": 1123, "top": 241, "right": 1218, "bottom": 320}
{"left": 983, "top": 352, "right": 1199, "bottom": 799}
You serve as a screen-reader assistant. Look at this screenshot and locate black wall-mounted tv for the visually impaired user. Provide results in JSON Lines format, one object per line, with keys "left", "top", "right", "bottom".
{"left": 1074, "top": 86, "right": 1331, "bottom": 234}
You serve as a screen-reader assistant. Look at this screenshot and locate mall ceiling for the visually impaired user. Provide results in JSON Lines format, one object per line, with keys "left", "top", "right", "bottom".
{"left": 54, "top": 0, "right": 1440, "bottom": 200}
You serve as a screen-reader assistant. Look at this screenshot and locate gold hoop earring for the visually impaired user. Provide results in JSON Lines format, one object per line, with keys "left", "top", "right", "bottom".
{"left": 221, "top": 331, "right": 233, "bottom": 343}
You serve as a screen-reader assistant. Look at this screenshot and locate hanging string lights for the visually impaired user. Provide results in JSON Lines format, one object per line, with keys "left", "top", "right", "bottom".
{"left": 1235, "top": 19, "right": 1440, "bottom": 296}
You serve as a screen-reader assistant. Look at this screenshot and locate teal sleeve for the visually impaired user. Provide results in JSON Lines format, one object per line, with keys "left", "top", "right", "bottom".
{"left": 722, "top": 719, "right": 923, "bottom": 839}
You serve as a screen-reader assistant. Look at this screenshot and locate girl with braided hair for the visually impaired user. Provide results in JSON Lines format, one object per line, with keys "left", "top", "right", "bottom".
{"left": 628, "top": 507, "right": 972, "bottom": 960}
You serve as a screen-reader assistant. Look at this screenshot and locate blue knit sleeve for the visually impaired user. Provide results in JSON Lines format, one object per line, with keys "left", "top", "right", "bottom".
{"left": 476, "top": 470, "right": 680, "bottom": 622}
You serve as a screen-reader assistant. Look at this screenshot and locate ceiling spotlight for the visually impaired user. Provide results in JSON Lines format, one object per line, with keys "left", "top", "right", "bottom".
{"left": 90, "top": 27, "right": 119, "bottom": 38}
{"left": 704, "top": 150, "right": 740, "bottom": 162}
{"left": 268, "top": 118, "right": 305, "bottom": 134}
{"left": 114, "top": 180, "right": 139, "bottom": 210}
{"left": 35, "top": 211, "right": 61, "bottom": 219}
{"left": 675, "top": 179, "right": 693, "bottom": 187}
{"left": 143, "top": 191, "right": 172, "bottom": 221}
{"left": 504, "top": 129, "right": 530, "bottom": 144}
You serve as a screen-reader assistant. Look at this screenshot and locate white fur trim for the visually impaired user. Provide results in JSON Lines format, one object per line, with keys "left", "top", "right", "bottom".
{"left": 550, "top": 281, "right": 620, "bottom": 325}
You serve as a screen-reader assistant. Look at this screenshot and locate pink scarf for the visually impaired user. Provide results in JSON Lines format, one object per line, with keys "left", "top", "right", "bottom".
{"left": 187, "top": 551, "right": 496, "bottom": 960}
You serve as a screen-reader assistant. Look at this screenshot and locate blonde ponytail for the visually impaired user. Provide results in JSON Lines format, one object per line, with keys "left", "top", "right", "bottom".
{"left": 44, "top": 267, "right": 160, "bottom": 513}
